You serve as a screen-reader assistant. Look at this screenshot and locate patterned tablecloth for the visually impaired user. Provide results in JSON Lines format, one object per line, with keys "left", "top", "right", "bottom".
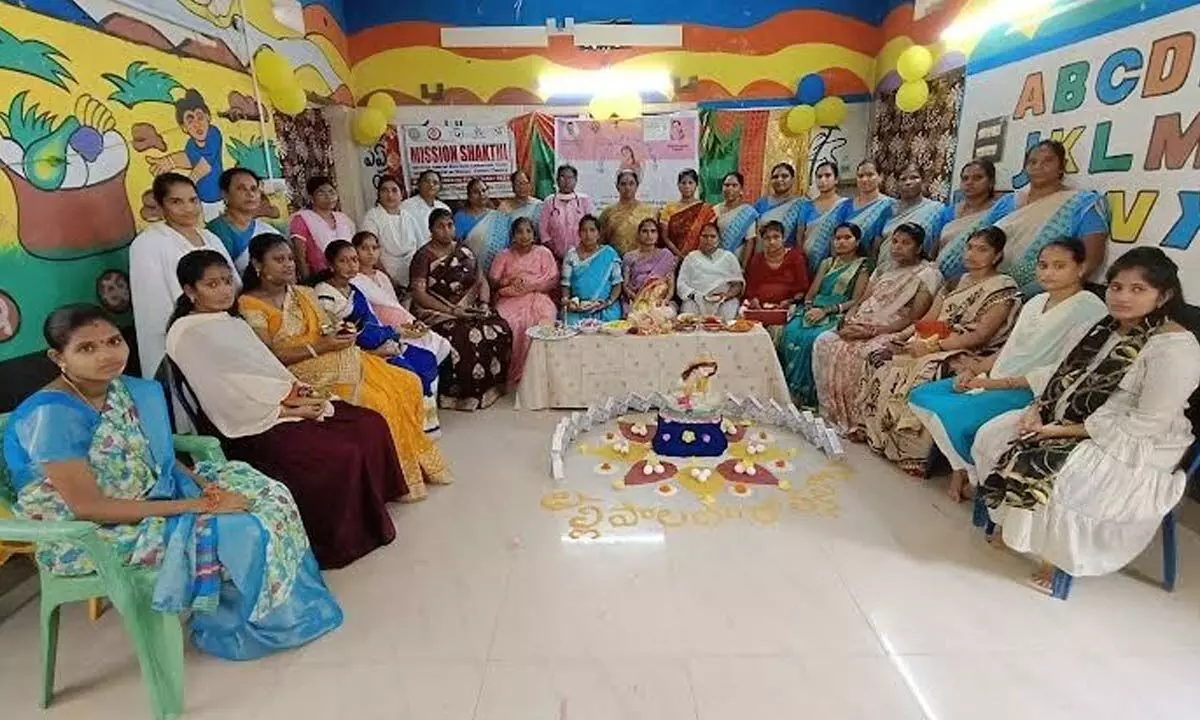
{"left": 515, "top": 325, "right": 790, "bottom": 410}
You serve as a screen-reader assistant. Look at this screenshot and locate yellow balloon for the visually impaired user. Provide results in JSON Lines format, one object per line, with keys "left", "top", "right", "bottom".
{"left": 784, "top": 104, "right": 816, "bottom": 135}
{"left": 589, "top": 95, "right": 615, "bottom": 120}
{"left": 254, "top": 49, "right": 292, "bottom": 91}
{"left": 352, "top": 108, "right": 388, "bottom": 145}
{"left": 614, "top": 94, "right": 643, "bottom": 120}
{"left": 897, "top": 45, "right": 934, "bottom": 82}
{"left": 367, "top": 92, "right": 397, "bottom": 119}
{"left": 813, "top": 96, "right": 847, "bottom": 127}
{"left": 895, "top": 80, "right": 930, "bottom": 113}
{"left": 270, "top": 82, "right": 307, "bottom": 116}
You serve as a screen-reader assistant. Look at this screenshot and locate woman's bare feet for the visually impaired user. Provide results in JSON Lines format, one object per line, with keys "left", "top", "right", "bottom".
{"left": 1028, "top": 563, "right": 1055, "bottom": 595}
{"left": 947, "top": 470, "right": 968, "bottom": 502}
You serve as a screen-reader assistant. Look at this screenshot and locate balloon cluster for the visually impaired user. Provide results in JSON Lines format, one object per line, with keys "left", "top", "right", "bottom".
{"left": 254, "top": 48, "right": 306, "bottom": 116}
{"left": 895, "top": 45, "right": 934, "bottom": 113}
{"left": 589, "top": 93, "right": 643, "bottom": 121}
{"left": 354, "top": 93, "right": 395, "bottom": 146}
{"left": 783, "top": 73, "right": 846, "bottom": 136}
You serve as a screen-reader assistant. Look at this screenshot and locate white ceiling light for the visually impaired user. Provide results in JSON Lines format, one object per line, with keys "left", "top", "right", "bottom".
{"left": 538, "top": 68, "right": 672, "bottom": 99}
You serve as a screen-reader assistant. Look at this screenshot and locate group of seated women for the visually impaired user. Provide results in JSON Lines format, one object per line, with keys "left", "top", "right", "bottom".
{"left": 778, "top": 229, "right": 1194, "bottom": 596}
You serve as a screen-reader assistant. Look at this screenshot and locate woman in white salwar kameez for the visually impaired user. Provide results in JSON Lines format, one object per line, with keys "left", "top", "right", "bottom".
{"left": 130, "top": 172, "right": 238, "bottom": 379}
{"left": 360, "top": 175, "right": 425, "bottom": 291}
{"left": 676, "top": 222, "right": 745, "bottom": 321}
{"left": 971, "top": 247, "right": 1198, "bottom": 593}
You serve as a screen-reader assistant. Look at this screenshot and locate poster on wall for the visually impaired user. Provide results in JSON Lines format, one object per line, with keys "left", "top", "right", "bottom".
{"left": 399, "top": 121, "right": 515, "bottom": 200}
{"left": 554, "top": 113, "right": 700, "bottom": 206}
{"left": 955, "top": 4, "right": 1199, "bottom": 287}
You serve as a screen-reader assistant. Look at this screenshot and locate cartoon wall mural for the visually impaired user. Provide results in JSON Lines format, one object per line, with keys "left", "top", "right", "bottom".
{"left": 344, "top": 3, "right": 886, "bottom": 106}
{"left": 0, "top": 0, "right": 345, "bottom": 409}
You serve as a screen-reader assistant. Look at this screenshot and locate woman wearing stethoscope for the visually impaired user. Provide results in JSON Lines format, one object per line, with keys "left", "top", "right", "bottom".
{"left": 538, "top": 164, "right": 595, "bottom": 261}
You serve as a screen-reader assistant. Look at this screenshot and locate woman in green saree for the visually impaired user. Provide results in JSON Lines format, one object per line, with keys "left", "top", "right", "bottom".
{"left": 777, "top": 222, "right": 869, "bottom": 407}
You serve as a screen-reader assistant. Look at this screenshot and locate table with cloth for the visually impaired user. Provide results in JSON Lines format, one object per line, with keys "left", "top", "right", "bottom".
{"left": 516, "top": 325, "right": 790, "bottom": 410}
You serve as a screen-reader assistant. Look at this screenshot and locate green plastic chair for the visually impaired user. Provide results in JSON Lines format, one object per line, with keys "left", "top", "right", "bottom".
{"left": 0, "top": 412, "right": 225, "bottom": 720}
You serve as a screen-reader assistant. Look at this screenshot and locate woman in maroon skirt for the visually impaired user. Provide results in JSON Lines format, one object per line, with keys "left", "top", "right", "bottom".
{"left": 166, "top": 250, "right": 407, "bottom": 568}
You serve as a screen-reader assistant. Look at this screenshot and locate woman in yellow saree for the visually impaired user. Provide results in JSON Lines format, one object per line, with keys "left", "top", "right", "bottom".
{"left": 237, "top": 233, "right": 450, "bottom": 502}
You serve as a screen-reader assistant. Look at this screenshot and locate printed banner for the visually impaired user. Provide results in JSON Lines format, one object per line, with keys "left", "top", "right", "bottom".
{"left": 554, "top": 114, "right": 700, "bottom": 206}
{"left": 955, "top": 5, "right": 1200, "bottom": 287}
{"left": 400, "top": 122, "right": 515, "bottom": 200}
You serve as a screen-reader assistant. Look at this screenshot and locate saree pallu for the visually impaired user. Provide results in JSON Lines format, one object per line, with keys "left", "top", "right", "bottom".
{"left": 562, "top": 245, "right": 623, "bottom": 326}
{"left": 844, "top": 196, "right": 896, "bottom": 253}
{"left": 351, "top": 269, "right": 454, "bottom": 366}
{"left": 812, "top": 262, "right": 943, "bottom": 432}
{"left": 239, "top": 287, "right": 449, "bottom": 498}
{"left": 455, "top": 209, "right": 511, "bottom": 275}
{"left": 3, "top": 377, "right": 341, "bottom": 660}
{"left": 224, "top": 402, "right": 406, "bottom": 569}
{"left": 491, "top": 245, "right": 559, "bottom": 385}
{"left": 754, "top": 196, "right": 811, "bottom": 248}
{"left": 316, "top": 281, "right": 442, "bottom": 434}
{"left": 599, "top": 202, "right": 658, "bottom": 256}
{"left": 411, "top": 244, "right": 513, "bottom": 410}
{"left": 778, "top": 256, "right": 866, "bottom": 407}
{"left": 661, "top": 201, "right": 717, "bottom": 256}
{"left": 714, "top": 202, "right": 759, "bottom": 256}
{"left": 876, "top": 198, "right": 946, "bottom": 271}
{"left": 859, "top": 274, "right": 1021, "bottom": 474}
{"left": 801, "top": 197, "right": 851, "bottom": 274}
{"left": 935, "top": 203, "right": 1003, "bottom": 282}
{"left": 989, "top": 189, "right": 1109, "bottom": 295}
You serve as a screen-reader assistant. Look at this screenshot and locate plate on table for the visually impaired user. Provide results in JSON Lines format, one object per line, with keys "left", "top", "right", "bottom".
{"left": 726, "top": 318, "right": 758, "bottom": 333}
{"left": 577, "top": 319, "right": 604, "bottom": 334}
{"left": 527, "top": 323, "right": 579, "bottom": 341}
{"left": 601, "top": 320, "right": 632, "bottom": 335}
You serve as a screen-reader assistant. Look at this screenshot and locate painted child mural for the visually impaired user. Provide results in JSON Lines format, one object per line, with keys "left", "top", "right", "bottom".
{"left": 147, "top": 89, "right": 225, "bottom": 220}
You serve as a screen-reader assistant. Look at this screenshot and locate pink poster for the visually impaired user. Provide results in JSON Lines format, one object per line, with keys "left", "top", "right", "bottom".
{"left": 554, "top": 114, "right": 700, "bottom": 205}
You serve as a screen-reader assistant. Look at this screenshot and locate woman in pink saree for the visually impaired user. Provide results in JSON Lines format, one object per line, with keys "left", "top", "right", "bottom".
{"left": 489, "top": 216, "right": 559, "bottom": 385}
{"left": 813, "top": 223, "right": 943, "bottom": 434}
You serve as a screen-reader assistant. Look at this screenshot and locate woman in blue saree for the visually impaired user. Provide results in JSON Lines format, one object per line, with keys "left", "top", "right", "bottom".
{"left": 844, "top": 159, "right": 896, "bottom": 254}
{"left": 801, "top": 161, "right": 852, "bottom": 274}
{"left": 454, "top": 178, "right": 511, "bottom": 275}
{"left": 314, "top": 239, "right": 442, "bottom": 434}
{"left": 713, "top": 172, "right": 760, "bottom": 263}
{"left": 933, "top": 159, "right": 1004, "bottom": 283}
{"left": 561, "top": 214, "right": 623, "bottom": 325}
{"left": 875, "top": 164, "right": 946, "bottom": 270}
{"left": 777, "top": 223, "right": 869, "bottom": 407}
{"left": 2, "top": 304, "right": 341, "bottom": 660}
{"left": 753, "top": 162, "right": 812, "bottom": 250}
{"left": 976, "top": 140, "right": 1109, "bottom": 295}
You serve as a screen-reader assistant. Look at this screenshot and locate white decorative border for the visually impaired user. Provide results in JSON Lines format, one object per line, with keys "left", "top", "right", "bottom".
{"left": 548, "top": 393, "right": 843, "bottom": 480}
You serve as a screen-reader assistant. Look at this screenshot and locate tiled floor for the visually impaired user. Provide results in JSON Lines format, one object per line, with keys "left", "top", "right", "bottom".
{"left": 2, "top": 399, "right": 1200, "bottom": 719}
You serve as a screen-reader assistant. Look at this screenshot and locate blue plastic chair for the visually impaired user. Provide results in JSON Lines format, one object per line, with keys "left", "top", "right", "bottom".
{"left": 973, "top": 449, "right": 1198, "bottom": 600}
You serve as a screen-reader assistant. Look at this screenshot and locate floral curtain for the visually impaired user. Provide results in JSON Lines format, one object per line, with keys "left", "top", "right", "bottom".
{"left": 273, "top": 108, "right": 336, "bottom": 212}
{"left": 869, "top": 68, "right": 966, "bottom": 203}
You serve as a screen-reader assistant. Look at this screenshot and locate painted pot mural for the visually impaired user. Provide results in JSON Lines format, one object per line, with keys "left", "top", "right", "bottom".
{"left": 0, "top": 93, "right": 136, "bottom": 258}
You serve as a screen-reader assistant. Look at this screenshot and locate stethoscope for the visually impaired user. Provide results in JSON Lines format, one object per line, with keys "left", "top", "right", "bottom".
{"left": 547, "top": 194, "right": 586, "bottom": 218}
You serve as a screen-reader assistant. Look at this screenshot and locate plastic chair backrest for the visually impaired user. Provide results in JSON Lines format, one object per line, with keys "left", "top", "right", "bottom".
{"left": 0, "top": 413, "right": 14, "bottom": 512}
